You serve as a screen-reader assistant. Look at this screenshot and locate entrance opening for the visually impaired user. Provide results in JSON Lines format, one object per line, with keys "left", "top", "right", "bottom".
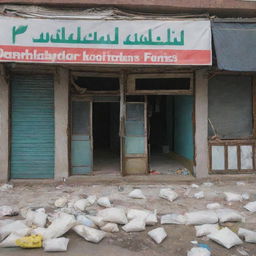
{"left": 148, "top": 95, "right": 194, "bottom": 175}
{"left": 93, "top": 102, "right": 120, "bottom": 174}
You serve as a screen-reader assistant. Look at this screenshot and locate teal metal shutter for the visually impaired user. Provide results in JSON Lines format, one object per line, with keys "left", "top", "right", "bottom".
{"left": 11, "top": 74, "right": 55, "bottom": 179}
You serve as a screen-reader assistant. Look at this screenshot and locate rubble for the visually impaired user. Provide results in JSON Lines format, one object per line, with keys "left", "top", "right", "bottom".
{"left": 0, "top": 181, "right": 255, "bottom": 254}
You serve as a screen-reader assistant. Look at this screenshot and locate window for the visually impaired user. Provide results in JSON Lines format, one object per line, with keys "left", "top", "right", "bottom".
{"left": 127, "top": 73, "right": 193, "bottom": 95}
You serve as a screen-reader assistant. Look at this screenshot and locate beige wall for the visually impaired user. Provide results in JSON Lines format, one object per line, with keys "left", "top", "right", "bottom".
{"left": 194, "top": 69, "right": 209, "bottom": 178}
{"left": 54, "top": 67, "right": 69, "bottom": 180}
{"left": 0, "top": 65, "right": 9, "bottom": 181}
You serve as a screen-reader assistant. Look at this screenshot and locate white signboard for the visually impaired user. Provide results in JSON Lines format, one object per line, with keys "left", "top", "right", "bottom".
{"left": 0, "top": 16, "right": 212, "bottom": 65}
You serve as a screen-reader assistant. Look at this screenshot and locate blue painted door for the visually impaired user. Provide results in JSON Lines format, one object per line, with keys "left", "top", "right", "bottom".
{"left": 11, "top": 74, "right": 54, "bottom": 179}
{"left": 71, "top": 99, "right": 93, "bottom": 174}
{"left": 123, "top": 102, "right": 148, "bottom": 174}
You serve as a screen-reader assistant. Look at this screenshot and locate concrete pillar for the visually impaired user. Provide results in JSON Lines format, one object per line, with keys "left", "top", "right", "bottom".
{"left": 54, "top": 67, "right": 69, "bottom": 180}
{"left": 0, "top": 65, "right": 9, "bottom": 181}
{"left": 194, "top": 69, "right": 209, "bottom": 178}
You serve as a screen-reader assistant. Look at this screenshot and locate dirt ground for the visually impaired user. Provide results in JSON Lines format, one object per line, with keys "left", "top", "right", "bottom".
{"left": 1, "top": 180, "right": 256, "bottom": 256}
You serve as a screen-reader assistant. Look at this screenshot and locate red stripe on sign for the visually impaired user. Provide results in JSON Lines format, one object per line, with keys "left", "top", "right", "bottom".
{"left": 0, "top": 45, "right": 212, "bottom": 65}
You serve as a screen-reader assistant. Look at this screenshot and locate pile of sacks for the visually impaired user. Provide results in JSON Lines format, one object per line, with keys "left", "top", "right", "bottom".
{"left": 0, "top": 189, "right": 171, "bottom": 252}
{"left": 1, "top": 186, "right": 256, "bottom": 254}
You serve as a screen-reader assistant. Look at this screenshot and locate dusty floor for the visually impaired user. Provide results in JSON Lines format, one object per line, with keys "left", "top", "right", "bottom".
{"left": 1, "top": 180, "right": 256, "bottom": 256}
{"left": 150, "top": 153, "right": 186, "bottom": 174}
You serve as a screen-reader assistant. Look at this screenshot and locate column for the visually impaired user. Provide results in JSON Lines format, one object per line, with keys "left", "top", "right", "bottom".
{"left": 54, "top": 67, "right": 69, "bottom": 180}
{"left": 194, "top": 69, "right": 209, "bottom": 178}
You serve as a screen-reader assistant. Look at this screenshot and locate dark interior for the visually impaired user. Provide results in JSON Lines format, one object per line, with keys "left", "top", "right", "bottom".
{"left": 135, "top": 78, "right": 190, "bottom": 90}
{"left": 93, "top": 102, "right": 120, "bottom": 172}
{"left": 148, "top": 96, "right": 168, "bottom": 154}
{"left": 75, "top": 77, "right": 119, "bottom": 91}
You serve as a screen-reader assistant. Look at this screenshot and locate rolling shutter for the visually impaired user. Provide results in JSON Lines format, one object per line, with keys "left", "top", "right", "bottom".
{"left": 11, "top": 74, "right": 54, "bottom": 179}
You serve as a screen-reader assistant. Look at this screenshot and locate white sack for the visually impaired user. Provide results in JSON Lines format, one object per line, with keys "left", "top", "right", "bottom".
{"left": 161, "top": 213, "right": 186, "bottom": 225}
{"left": 0, "top": 220, "right": 14, "bottom": 227}
{"left": 238, "top": 228, "right": 256, "bottom": 243}
{"left": 224, "top": 192, "right": 243, "bottom": 202}
{"left": 127, "top": 209, "right": 149, "bottom": 220}
{"left": 185, "top": 211, "right": 218, "bottom": 225}
{"left": 148, "top": 227, "right": 167, "bottom": 244}
{"left": 195, "top": 224, "right": 219, "bottom": 237}
{"left": 77, "top": 215, "right": 97, "bottom": 228}
{"left": 128, "top": 189, "right": 146, "bottom": 199}
{"left": 26, "top": 208, "right": 47, "bottom": 227}
{"left": 242, "top": 193, "right": 250, "bottom": 200}
{"left": 87, "top": 195, "right": 97, "bottom": 205}
{"left": 159, "top": 188, "right": 178, "bottom": 202}
{"left": 0, "top": 184, "right": 13, "bottom": 191}
{"left": 31, "top": 227, "right": 48, "bottom": 237}
{"left": 41, "top": 213, "right": 76, "bottom": 240}
{"left": 100, "top": 223, "right": 119, "bottom": 233}
{"left": 244, "top": 201, "right": 256, "bottom": 212}
{"left": 0, "top": 233, "right": 21, "bottom": 247}
{"left": 97, "top": 197, "right": 112, "bottom": 208}
{"left": 98, "top": 208, "right": 128, "bottom": 224}
{"left": 73, "top": 225, "right": 105, "bottom": 243}
{"left": 194, "top": 191, "right": 204, "bottom": 199}
{"left": 206, "top": 203, "right": 221, "bottom": 210}
{"left": 0, "top": 206, "right": 17, "bottom": 217}
{"left": 43, "top": 237, "right": 69, "bottom": 252}
{"left": 74, "top": 199, "right": 91, "bottom": 211}
{"left": 127, "top": 209, "right": 157, "bottom": 226}
{"left": 202, "top": 182, "right": 213, "bottom": 187}
{"left": 207, "top": 227, "right": 243, "bottom": 249}
{"left": 187, "top": 247, "right": 211, "bottom": 256}
{"left": 122, "top": 218, "right": 146, "bottom": 232}
{"left": 191, "top": 184, "right": 199, "bottom": 188}
{"left": 0, "top": 220, "right": 27, "bottom": 241}
{"left": 146, "top": 210, "right": 158, "bottom": 226}
{"left": 54, "top": 197, "right": 68, "bottom": 208}
{"left": 216, "top": 209, "right": 244, "bottom": 223}
{"left": 86, "top": 215, "right": 105, "bottom": 227}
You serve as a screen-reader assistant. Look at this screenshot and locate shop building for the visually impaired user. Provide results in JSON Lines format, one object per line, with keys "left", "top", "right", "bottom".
{"left": 0, "top": 3, "right": 255, "bottom": 180}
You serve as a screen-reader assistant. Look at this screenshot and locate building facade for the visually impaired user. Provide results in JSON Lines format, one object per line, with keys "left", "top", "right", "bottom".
{"left": 0, "top": 1, "right": 255, "bottom": 181}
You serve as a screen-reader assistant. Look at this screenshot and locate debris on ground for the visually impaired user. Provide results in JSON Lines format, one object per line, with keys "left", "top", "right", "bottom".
{"left": 194, "top": 191, "right": 204, "bottom": 199}
{"left": 191, "top": 184, "right": 199, "bottom": 188}
{"left": 207, "top": 227, "right": 243, "bottom": 249}
{"left": 206, "top": 203, "right": 221, "bottom": 210}
{"left": 147, "top": 227, "right": 167, "bottom": 244}
{"left": 0, "top": 181, "right": 255, "bottom": 254}
{"left": 159, "top": 188, "right": 178, "bottom": 202}
{"left": 0, "top": 184, "right": 13, "bottom": 192}
{"left": 244, "top": 201, "right": 256, "bottom": 212}
{"left": 224, "top": 192, "right": 243, "bottom": 202}
{"left": 236, "top": 247, "right": 250, "bottom": 256}
{"left": 238, "top": 228, "right": 256, "bottom": 243}
{"left": 128, "top": 189, "right": 146, "bottom": 199}
{"left": 168, "top": 168, "right": 191, "bottom": 176}
{"left": 149, "top": 170, "right": 160, "bottom": 175}
{"left": 54, "top": 197, "right": 68, "bottom": 208}
{"left": 16, "top": 234, "right": 43, "bottom": 248}
{"left": 0, "top": 206, "right": 18, "bottom": 217}
{"left": 187, "top": 247, "right": 211, "bottom": 256}
{"left": 97, "top": 197, "right": 112, "bottom": 208}
{"left": 73, "top": 225, "right": 106, "bottom": 243}
{"left": 43, "top": 237, "right": 69, "bottom": 252}
{"left": 195, "top": 224, "right": 219, "bottom": 237}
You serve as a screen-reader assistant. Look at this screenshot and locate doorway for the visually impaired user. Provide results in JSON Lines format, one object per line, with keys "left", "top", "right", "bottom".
{"left": 93, "top": 102, "right": 120, "bottom": 174}
{"left": 148, "top": 95, "right": 194, "bottom": 175}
